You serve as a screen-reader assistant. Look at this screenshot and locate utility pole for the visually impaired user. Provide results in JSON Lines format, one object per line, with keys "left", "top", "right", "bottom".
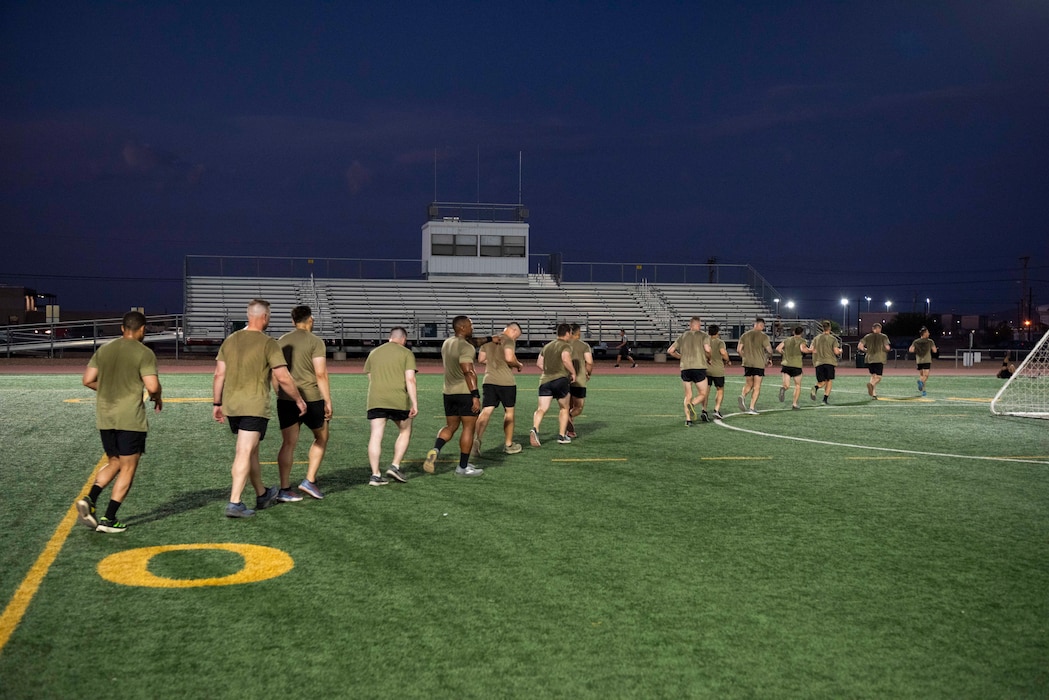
{"left": 1020, "top": 255, "right": 1030, "bottom": 333}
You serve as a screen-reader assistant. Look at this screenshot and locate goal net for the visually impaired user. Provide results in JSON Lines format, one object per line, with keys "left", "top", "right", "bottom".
{"left": 990, "top": 328, "right": 1049, "bottom": 419}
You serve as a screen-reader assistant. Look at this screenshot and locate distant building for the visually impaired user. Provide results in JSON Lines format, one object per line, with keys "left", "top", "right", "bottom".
{"left": 421, "top": 202, "right": 529, "bottom": 277}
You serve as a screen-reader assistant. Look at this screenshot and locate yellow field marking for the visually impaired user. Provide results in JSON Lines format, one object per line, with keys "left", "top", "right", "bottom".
{"left": 844, "top": 456, "right": 913, "bottom": 460}
{"left": 699, "top": 456, "right": 773, "bottom": 461}
{"left": 0, "top": 456, "right": 105, "bottom": 655}
{"left": 949, "top": 397, "right": 993, "bottom": 403}
{"left": 260, "top": 461, "right": 308, "bottom": 465}
{"left": 97, "top": 544, "right": 294, "bottom": 588}
{"left": 641, "top": 414, "right": 681, "bottom": 418}
{"left": 551, "top": 458, "right": 628, "bottom": 463}
{"left": 63, "top": 398, "right": 94, "bottom": 403}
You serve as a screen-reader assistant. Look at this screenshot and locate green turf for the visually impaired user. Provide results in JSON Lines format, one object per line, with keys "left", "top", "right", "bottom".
{"left": 0, "top": 372, "right": 1047, "bottom": 698}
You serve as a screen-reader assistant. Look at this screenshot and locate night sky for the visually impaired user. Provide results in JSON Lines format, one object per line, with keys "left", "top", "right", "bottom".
{"left": 2, "top": 2, "right": 1047, "bottom": 320}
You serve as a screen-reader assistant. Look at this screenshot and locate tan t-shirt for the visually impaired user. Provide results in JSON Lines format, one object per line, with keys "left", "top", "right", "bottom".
{"left": 911, "top": 337, "right": 935, "bottom": 364}
{"left": 780, "top": 335, "right": 805, "bottom": 369}
{"left": 539, "top": 339, "right": 572, "bottom": 384}
{"left": 861, "top": 332, "right": 890, "bottom": 363}
{"left": 442, "top": 335, "right": 476, "bottom": 395}
{"left": 216, "top": 329, "right": 287, "bottom": 418}
{"left": 739, "top": 328, "right": 772, "bottom": 369}
{"left": 481, "top": 338, "right": 516, "bottom": 387}
{"left": 811, "top": 333, "right": 840, "bottom": 367}
{"left": 570, "top": 339, "right": 592, "bottom": 387}
{"left": 277, "top": 328, "right": 326, "bottom": 402}
{"left": 88, "top": 337, "right": 158, "bottom": 431}
{"left": 364, "top": 341, "right": 417, "bottom": 411}
{"left": 674, "top": 330, "right": 709, "bottom": 370}
{"left": 707, "top": 337, "right": 727, "bottom": 378}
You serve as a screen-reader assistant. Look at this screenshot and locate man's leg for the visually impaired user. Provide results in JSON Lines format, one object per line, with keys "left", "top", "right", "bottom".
{"left": 682, "top": 381, "right": 694, "bottom": 421}
{"left": 792, "top": 376, "right": 802, "bottom": 406}
{"left": 750, "top": 376, "right": 763, "bottom": 409}
{"left": 229, "top": 430, "right": 262, "bottom": 504}
{"left": 556, "top": 396, "right": 572, "bottom": 437}
{"left": 277, "top": 424, "right": 300, "bottom": 490}
{"left": 367, "top": 418, "right": 387, "bottom": 475}
{"left": 714, "top": 386, "right": 724, "bottom": 413}
{"left": 532, "top": 395, "right": 552, "bottom": 445}
{"left": 473, "top": 406, "right": 495, "bottom": 456}
{"left": 306, "top": 423, "right": 329, "bottom": 483}
{"left": 391, "top": 418, "right": 413, "bottom": 466}
{"left": 503, "top": 406, "right": 517, "bottom": 446}
{"left": 459, "top": 416, "right": 477, "bottom": 458}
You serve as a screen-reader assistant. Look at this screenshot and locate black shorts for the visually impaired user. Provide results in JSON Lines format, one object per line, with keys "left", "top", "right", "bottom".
{"left": 707, "top": 375, "right": 725, "bottom": 389}
{"left": 617, "top": 346, "right": 633, "bottom": 357}
{"left": 99, "top": 429, "right": 147, "bottom": 457}
{"left": 916, "top": 363, "right": 931, "bottom": 370}
{"left": 443, "top": 393, "right": 478, "bottom": 417}
{"left": 570, "top": 386, "right": 587, "bottom": 399}
{"left": 680, "top": 368, "right": 708, "bottom": 384}
{"left": 815, "top": 365, "right": 836, "bottom": 383}
{"left": 278, "top": 399, "right": 326, "bottom": 430}
{"left": 482, "top": 384, "right": 517, "bottom": 409}
{"left": 744, "top": 367, "right": 765, "bottom": 377}
{"left": 538, "top": 377, "right": 571, "bottom": 399}
{"left": 229, "top": 416, "right": 268, "bottom": 440}
{"left": 367, "top": 408, "right": 411, "bottom": 422}
{"left": 867, "top": 362, "right": 885, "bottom": 376}
{"left": 781, "top": 366, "right": 803, "bottom": 378}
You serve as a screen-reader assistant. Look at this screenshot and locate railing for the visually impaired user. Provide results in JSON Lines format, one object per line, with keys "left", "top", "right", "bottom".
{"left": 1, "top": 314, "right": 184, "bottom": 358}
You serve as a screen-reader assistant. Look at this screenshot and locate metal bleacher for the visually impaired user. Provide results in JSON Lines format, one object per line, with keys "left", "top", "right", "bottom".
{"left": 185, "top": 273, "right": 774, "bottom": 352}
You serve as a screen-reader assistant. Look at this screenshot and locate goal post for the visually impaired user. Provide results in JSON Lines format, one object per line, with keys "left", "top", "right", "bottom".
{"left": 990, "top": 328, "right": 1049, "bottom": 419}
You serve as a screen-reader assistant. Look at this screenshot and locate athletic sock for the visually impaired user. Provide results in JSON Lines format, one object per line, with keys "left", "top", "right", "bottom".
{"left": 459, "top": 453, "right": 470, "bottom": 469}
{"left": 434, "top": 437, "right": 448, "bottom": 451}
{"left": 104, "top": 499, "right": 122, "bottom": 520}
{"left": 88, "top": 484, "right": 103, "bottom": 502}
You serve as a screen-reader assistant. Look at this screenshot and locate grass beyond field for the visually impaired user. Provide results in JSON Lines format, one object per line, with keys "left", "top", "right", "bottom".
{"left": 1, "top": 372, "right": 1047, "bottom": 698}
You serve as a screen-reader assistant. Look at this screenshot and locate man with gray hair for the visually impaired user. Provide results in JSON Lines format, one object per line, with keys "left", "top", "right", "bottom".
{"left": 364, "top": 326, "right": 419, "bottom": 484}
{"left": 213, "top": 299, "right": 306, "bottom": 518}
{"left": 473, "top": 322, "right": 524, "bottom": 457}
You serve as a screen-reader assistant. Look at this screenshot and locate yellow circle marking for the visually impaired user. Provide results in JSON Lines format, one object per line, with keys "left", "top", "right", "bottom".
{"left": 97, "top": 544, "right": 293, "bottom": 588}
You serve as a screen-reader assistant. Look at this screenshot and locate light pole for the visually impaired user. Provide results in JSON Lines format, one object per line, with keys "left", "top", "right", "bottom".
{"left": 925, "top": 298, "right": 930, "bottom": 316}
{"left": 865, "top": 296, "right": 872, "bottom": 312}
{"left": 841, "top": 298, "right": 849, "bottom": 332}
{"left": 885, "top": 300, "right": 893, "bottom": 317}
{"left": 786, "top": 300, "right": 795, "bottom": 319}
{"left": 773, "top": 298, "right": 780, "bottom": 316}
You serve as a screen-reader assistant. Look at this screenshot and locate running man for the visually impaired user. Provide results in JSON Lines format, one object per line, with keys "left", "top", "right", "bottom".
{"left": 531, "top": 323, "right": 577, "bottom": 446}
{"left": 364, "top": 327, "right": 419, "bottom": 485}
{"left": 276, "top": 305, "right": 332, "bottom": 500}
{"left": 703, "top": 325, "right": 731, "bottom": 420}
{"left": 75, "top": 311, "right": 162, "bottom": 533}
{"left": 908, "top": 327, "right": 938, "bottom": 396}
{"left": 213, "top": 299, "right": 306, "bottom": 518}
{"left": 776, "top": 326, "right": 811, "bottom": 410}
{"left": 858, "top": 322, "right": 891, "bottom": 399}
{"left": 567, "top": 323, "right": 594, "bottom": 438}
{"left": 614, "top": 329, "right": 636, "bottom": 368}
{"left": 422, "top": 316, "right": 484, "bottom": 477}
{"left": 667, "top": 316, "right": 711, "bottom": 426}
{"left": 473, "top": 322, "right": 524, "bottom": 456}
{"left": 737, "top": 317, "right": 773, "bottom": 414}
{"left": 809, "top": 320, "right": 842, "bottom": 405}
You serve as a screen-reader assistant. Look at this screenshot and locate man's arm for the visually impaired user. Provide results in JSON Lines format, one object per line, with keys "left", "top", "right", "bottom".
{"left": 560, "top": 349, "right": 576, "bottom": 383}
{"left": 273, "top": 366, "right": 307, "bottom": 416}
{"left": 504, "top": 346, "right": 523, "bottom": 371}
{"left": 908, "top": 342, "right": 917, "bottom": 353}
{"left": 143, "top": 374, "right": 163, "bottom": 413}
{"left": 667, "top": 341, "right": 680, "bottom": 359}
{"left": 82, "top": 366, "right": 99, "bottom": 392}
{"left": 212, "top": 360, "right": 226, "bottom": 422}
{"left": 584, "top": 351, "right": 594, "bottom": 379}
{"left": 720, "top": 346, "right": 731, "bottom": 364}
{"left": 460, "top": 361, "right": 480, "bottom": 413}
{"left": 536, "top": 354, "right": 545, "bottom": 372}
{"left": 775, "top": 341, "right": 785, "bottom": 354}
{"left": 478, "top": 348, "right": 488, "bottom": 365}
{"left": 857, "top": 339, "right": 867, "bottom": 352}
{"left": 313, "top": 356, "right": 332, "bottom": 420}
{"left": 405, "top": 369, "right": 419, "bottom": 418}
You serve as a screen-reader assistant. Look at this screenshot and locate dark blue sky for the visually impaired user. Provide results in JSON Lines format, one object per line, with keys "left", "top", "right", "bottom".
{"left": 2, "top": 1, "right": 1047, "bottom": 319}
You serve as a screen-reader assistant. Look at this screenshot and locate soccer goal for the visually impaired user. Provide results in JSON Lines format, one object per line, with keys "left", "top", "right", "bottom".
{"left": 990, "top": 328, "right": 1049, "bottom": 418}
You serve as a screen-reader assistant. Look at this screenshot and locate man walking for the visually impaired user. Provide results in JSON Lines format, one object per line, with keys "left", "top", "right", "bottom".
{"left": 213, "top": 299, "right": 306, "bottom": 518}
{"left": 810, "top": 320, "right": 842, "bottom": 404}
{"left": 473, "top": 322, "right": 524, "bottom": 457}
{"left": 776, "top": 326, "right": 811, "bottom": 410}
{"left": 858, "top": 322, "right": 891, "bottom": 399}
{"left": 567, "top": 323, "right": 594, "bottom": 438}
{"left": 276, "top": 305, "right": 331, "bottom": 500}
{"left": 422, "top": 316, "right": 484, "bottom": 477}
{"left": 667, "top": 316, "right": 711, "bottom": 425}
{"left": 75, "top": 311, "right": 162, "bottom": 533}
{"left": 531, "top": 323, "right": 577, "bottom": 446}
{"left": 614, "top": 329, "right": 636, "bottom": 368}
{"left": 908, "top": 327, "right": 938, "bottom": 396}
{"left": 365, "top": 327, "right": 419, "bottom": 484}
{"left": 737, "top": 317, "right": 773, "bottom": 414}
{"left": 703, "top": 325, "right": 731, "bottom": 420}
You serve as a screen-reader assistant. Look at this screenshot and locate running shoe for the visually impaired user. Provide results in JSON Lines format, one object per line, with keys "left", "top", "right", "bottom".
{"left": 423, "top": 448, "right": 439, "bottom": 474}
{"left": 713, "top": 411, "right": 723, "bottom": 420}
{"left": 746, "top": 408, "right": 759, "bottom": 415}
{"left": 529, "top": 428, "right": 541, "bottom": 447}
{"left": 276, "top": 488, "right": 303, "bottom": 503}
{"left": 778, "top": 386, "right": 786, "bottom": 402}
{"left": 557, "top": 434, "right": 572, "bottom": 444}
{"left": 921, "top": 390, "right": 927, "bottom": 397}
{"left": 686, "top": 403, "right": 697, "bottom": 421}
{"left": 455, "top": 464, "right": 484, "bottom": 477}
{"left": 631, "top": 362, "right": 637, "bottom": 368}
{"left": 686, "top": 420, "right": 694, "bottom": 427}
{"left": 822, "top": 396, "right": 829, "bottom": 405}
{"left": 470, "top": 439, "right": 482, "bottom": 459}
{"left": 700, "top": 410, "right": 709, "bottom": 423}
{"left": 917, "top": 379, "right": 924, "bottom": 392}
{"left": 75, "top": 496, "right": 97, "bottom": 530}
{"left": 95, "top": 517, "right": 127, "bottom": 534}
{"left": 298, "top": 479, "right": 324, "bottom": 500}
{"left": 810, "top": 385, "right": 819, "bottom": 401}
{"left": 385, "top": 466, "right": 407, "bottom": 483}
{"left": 255, "top": 486, "right": 280, "bottom": 510}
{"left": 503, "top": 442, "right": 523, "bottom": 454}
{"left": 792, "top": 404, "right": 800, "bottom": 410}
{"left": 369, "top": 475, "right": 388, "bottom": 486}
{"left": 866, "top": 381, "right": 874, "bottom": 397}
{"left": 225, "top": 502, "right": 255, "bottom": 518}
{"left": 737, "top": 395, "right": 747, "bottom": 412}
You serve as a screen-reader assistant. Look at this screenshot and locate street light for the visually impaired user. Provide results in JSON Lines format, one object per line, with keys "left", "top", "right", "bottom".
{"left": 841, "top": 298, "right": 849, "bottom": 331}
{"left": 925, "top": 298, "right": 931, "bottom": 315}
{"left": 773, "top": 298, "right": 780, "bottom": 316}
{"left": 865, "top": 296, "right": 872, "bottom": 312}
{"left": 786, "top": 300, "right": 795, "bottom": 319}
{"left": 885, "top": 300, "right": 893, "bottom": 313}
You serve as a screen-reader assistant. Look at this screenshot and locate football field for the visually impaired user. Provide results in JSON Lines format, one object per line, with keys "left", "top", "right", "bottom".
{"left": 1, "top": 370, "right": 1047, "bottom": 698}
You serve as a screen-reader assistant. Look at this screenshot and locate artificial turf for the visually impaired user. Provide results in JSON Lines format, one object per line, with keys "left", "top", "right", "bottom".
{"left": 0, "top": 372, "right": 1046, "bottom": 698}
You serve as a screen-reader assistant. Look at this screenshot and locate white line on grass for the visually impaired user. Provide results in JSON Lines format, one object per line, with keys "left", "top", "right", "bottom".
{"left": 716, "top": 412, "right": 1049, "bottom": 466}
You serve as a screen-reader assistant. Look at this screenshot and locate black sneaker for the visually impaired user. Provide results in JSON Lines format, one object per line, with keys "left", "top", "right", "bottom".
{"left": 686, "top": 420, "right": 694, "bottom": 427}
{"left": 810, "top": 386, "right": 819, "bottom": 401}
{"left": 700, "top": 410, "right": 709, "bottom": 423}
{"left": 778, "top": 386, "right": 786, "bottom": 402}
{"left": 255, "top": 486, "right": 280, "bottom": 510}
{"left": 822, "top": 396, "right": 829, "bottom": 405}
{"left": 713, "top": 411, "right": 723, "bottom": 420}
{"left": 369, "top": 475, "right": 389, "bottom": 486}
{"left": 385, "top": 466, "right": 407, "bottom": 483}
{"left": 95, "top": 517, "right": 127, "bottom": 533}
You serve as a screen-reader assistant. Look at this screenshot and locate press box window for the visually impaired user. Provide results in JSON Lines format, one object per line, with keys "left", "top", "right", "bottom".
{"left": 431, "top": 233, "right": 454, "bottom": 256}
{"left": 454, "top": 234, "right": 477, "bottom": 256}
{"left": 480, "top": 235, "right": 502, "bottom": 257}
{"left": 502, "top": 235, "right": 525, "bottom": 257}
